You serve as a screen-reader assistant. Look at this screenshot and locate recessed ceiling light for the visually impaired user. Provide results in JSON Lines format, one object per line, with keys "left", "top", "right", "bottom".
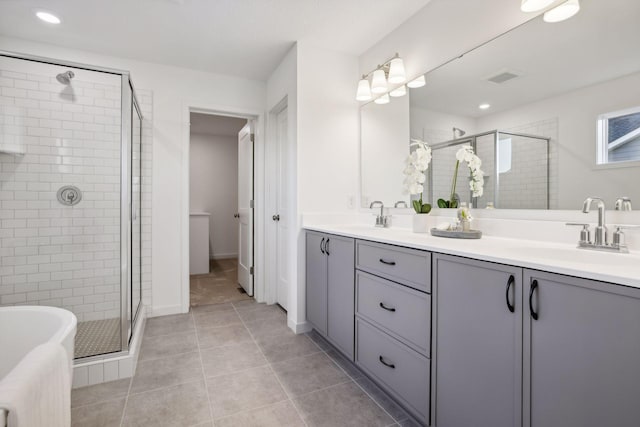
{"left": 479, "top": 103, "right": 491, "bottom": 110}
{"left": 36, "top": 11, "right": 61, "bottom": 24}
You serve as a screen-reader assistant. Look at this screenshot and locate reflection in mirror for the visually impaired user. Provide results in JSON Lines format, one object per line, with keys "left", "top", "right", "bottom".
{"left": 360, "top": 0, "right": 640, "bottom": 210}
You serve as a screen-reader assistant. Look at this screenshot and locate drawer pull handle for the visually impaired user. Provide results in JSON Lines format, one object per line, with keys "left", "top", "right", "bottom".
{"left": 379, "top": 302, "right": 396, "bottom": 312}
{"left": 379, "top": 258, "right": 396, "bottom": 266}
{"left": 320, "top": 238, "right": 325, "bottom": 254}
{"left": 379, "top": 355, "right": 395, "bottom": 369}
{"left": 506, "top": 275, "right": 515, "bottom": 313}
{"left": 325, "top": 238, "right": 330, "bottom": 255}
{"left": 529, "top": 280, "right": 539, "bottom": 320}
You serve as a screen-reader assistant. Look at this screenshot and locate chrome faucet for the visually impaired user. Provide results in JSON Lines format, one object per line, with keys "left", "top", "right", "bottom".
{"left": 567, "top": 197, "right": 634, "bottom": 253}
{"left": 370, "top": 201, "right": 390, "bottom": 228}
{"left": 582, "top": 197, "right": 608, "bottom": 246}
{"left": 615, "top": 197, "right": 632, "bottom": 211}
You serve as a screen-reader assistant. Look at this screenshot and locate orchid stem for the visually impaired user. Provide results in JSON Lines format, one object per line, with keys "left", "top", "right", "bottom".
{"left": 449, "top": 160, "right": 459, "bottom": 204}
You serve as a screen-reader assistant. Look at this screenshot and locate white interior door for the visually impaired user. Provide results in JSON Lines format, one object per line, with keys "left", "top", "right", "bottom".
{"left": 238, "top": 122, "right": 254, "bottom": 296}
{"left": 275, "top": 108, "right": 289, "bottom": 309}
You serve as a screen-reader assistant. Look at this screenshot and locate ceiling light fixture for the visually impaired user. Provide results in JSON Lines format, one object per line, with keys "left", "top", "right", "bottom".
{"left": 36, "top": 11, "right": 61, "bottom": 24}
{"left": 520, "top": 0, "right": 554, "bottom": 12}
{"left": 543, "top": 0, "right": 580, "bottom": 22}
{"left": 407, "top": 75, "right": 426, "bottom": 88}
{"left": 374, "top": 94, "right": 390, "bottom": 105}
{"left": 355, "top": 53, "right": 407, "bottom": 101}
{"left": 479, "top": 103, "right": 491, "bottom": 110}
{"left": 389, "top": 85, "right": 406, "bottom": 97}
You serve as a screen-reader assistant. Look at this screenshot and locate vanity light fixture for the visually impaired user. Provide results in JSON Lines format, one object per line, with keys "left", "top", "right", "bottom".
{"left": 356, "top": 77, "right": 372, "bottom": 101}
{"left": 389, "top": 85, "right": 407, "bottom": 97}
{"left": 371, "top": 69, "right": 388, "bottom": 94}
{"left": 374, "top": 94, "right": 390, "bottom": 105}
{"left": 388, "top": 57, "right": 406, "bottom": 84}
{"left": 36, "top": 11, "right": 61, "bottom": 24}
{"left": 479, "top": 103, "right": 491, "bottom": 110}
{"left": 355, "top": 53, "right": 406, "bottom": 100}
{"left": 543, "top": 0, "right": 580, "bottom": 22}
{"left": 520, "top": 0, "right": 554, "bottom": 12}
{"left": 407, "top": 75, "right": 426, "bottom": 88}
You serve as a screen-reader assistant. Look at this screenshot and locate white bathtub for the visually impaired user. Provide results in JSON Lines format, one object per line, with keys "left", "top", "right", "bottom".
{"left": 0, "top": 306, "right": 77, "bottom": 380}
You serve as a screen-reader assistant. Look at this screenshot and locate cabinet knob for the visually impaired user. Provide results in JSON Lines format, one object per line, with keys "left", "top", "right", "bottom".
{"left": 272, "top": 214, "right": 280, "bottom": 221}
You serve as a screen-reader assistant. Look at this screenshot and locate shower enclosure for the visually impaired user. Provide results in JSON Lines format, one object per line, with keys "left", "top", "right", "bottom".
{"left": 428, "top": 130, "right": 550, "bottom": 209}
{"left": 0, "top": 51, "right": 143, "bottom": 359}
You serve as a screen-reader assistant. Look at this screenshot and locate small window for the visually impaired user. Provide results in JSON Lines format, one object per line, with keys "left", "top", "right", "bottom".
{"left": 597, "top": 107, "right": 640, "bottom": 164}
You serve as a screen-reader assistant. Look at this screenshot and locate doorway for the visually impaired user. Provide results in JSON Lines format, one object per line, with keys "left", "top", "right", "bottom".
{"left": 188, "top": 112, "right": 254, "bottom": 307}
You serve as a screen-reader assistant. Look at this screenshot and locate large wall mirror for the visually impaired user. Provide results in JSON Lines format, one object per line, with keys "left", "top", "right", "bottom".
{"left": 360, "top": 0, "right": 640, "bottom": 210}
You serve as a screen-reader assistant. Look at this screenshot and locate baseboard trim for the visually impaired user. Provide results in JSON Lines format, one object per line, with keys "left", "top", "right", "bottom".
{"left": 288, "top": 318, "right": 312, "bottom": 334}
{"left": 209, "top": 253, "right": 238, "bottom": 260}
{"left": 148, "top": 304, "right": 185, "bottom": 317}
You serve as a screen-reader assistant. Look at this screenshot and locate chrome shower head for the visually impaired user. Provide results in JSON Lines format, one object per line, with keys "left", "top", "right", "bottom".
{"left": 453, "top": 127, "right": 466, "bottom": 138}
{"left": 56, "top": 70, "right": 75, "bottom": 85}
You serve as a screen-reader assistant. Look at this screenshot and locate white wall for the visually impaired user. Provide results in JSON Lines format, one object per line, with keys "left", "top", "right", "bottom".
{"left": 189, "top": 132, "right": 238, "bottom": 259}
{"left": 0, "top": 35, "right": 267, "bottom": 316}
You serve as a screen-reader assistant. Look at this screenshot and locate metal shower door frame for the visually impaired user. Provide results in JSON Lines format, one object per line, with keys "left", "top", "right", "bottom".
{"left": 0, "top": 50, "right": 143, "bottom": 360}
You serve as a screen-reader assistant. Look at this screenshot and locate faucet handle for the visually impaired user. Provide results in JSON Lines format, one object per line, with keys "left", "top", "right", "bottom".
{"left": 566, "top": 223, "right": 591, "bottom": 244}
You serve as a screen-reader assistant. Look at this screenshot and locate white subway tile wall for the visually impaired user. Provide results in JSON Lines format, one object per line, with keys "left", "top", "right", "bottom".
{"left": 0, "top": 58, "right": 153, "bottom": 330}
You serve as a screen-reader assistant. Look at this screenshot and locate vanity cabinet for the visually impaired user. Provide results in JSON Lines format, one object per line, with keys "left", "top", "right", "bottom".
{"left": 355, "top": 240, "right": 431, "bottom": 424}
{"left": 305, "top": 231, "right": 355, "bottom": 358}
{"left": 432, "top": 254, "right": 522, "bottom": 427}
{"left": 523, "top": 270, "right": 640, "bottom": 427}
{"left": 433, "top": 253, "right": 640, "bottom": 427}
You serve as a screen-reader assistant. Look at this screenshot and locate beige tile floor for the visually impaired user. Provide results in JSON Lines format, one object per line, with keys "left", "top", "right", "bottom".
{"left": 190, "top": 258, "right": 253, "bottom": 307}
{"left": 70, "top": 300, "right": 422, "bottom": 427}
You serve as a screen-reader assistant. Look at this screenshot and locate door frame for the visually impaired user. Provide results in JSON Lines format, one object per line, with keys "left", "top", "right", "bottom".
{"left": 180, "top": 101, "right": 266, "bottom": 313}
{"left": 265, "top": 96, "right": 289, "bottom": 306}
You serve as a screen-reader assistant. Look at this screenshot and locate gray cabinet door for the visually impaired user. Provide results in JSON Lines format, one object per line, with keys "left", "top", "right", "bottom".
{"left": 523, "top": 270, "right": 640, "bottom": 427}
{"left": 326, "top": 235, "right": 355, "bottom": 359}
{"left": 305, "top": 231, "right": 327, "bottom": 335}
{"left": 433, "top": 254, "right": 522, "bottom": 427}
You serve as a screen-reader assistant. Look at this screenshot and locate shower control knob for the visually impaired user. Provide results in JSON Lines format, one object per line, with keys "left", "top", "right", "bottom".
{"left": 272, "top": 214, "right": 280, "bottom": 221}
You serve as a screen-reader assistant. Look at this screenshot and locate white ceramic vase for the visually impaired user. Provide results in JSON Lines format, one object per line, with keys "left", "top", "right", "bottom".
{"left": 412, "top": 213, "right": 429, "bottom": 233}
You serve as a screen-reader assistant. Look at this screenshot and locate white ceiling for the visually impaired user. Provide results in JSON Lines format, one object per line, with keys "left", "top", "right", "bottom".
{"left": 190, "top": 113, "right": 247, "bottom": 137}
{"left": 0, "top": 0, "right": 432, "bottom": 81}
{"left": 409, "top": 0, "right": 640, "bottom": 118}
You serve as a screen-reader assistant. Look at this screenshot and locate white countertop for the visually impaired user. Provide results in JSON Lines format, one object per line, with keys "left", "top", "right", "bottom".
{"left": 304, "top": 224, "right": 640, "bottom": 289}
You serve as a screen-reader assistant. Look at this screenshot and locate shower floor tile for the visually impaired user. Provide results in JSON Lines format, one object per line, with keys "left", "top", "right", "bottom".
{"left": 75, "top": 318, "right": 121, "bottom": 359}
{"left": 190, "top": 258, "right": 252, "bottom": 307}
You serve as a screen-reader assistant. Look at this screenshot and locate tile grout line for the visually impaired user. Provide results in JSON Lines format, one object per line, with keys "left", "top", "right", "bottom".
{"left": 192, "top": 310, "right": 216, "bottom": 426}
{"left": 232, "top": 302, "right": 311, "bottom": 427}
{"left": 307, "top": 332, "right": 409, "bottom": 425}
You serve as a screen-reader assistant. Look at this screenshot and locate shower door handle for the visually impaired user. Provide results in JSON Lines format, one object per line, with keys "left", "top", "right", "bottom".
{"left": 131, "top": 200, "right": 137, "bottom": 222}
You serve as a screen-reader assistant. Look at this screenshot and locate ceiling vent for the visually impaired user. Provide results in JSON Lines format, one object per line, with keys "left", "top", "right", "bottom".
{"left": 486, "top": 70, "right": 520, "bottom": 84}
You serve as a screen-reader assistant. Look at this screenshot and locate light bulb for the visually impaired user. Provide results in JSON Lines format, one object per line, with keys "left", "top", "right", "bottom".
{"left": 520, "top": 0, "right": 555, "bottom": 12}
{"left": 406, "top": 75, "right": 425, "bottom": 88}
{"left": 388, "top": 57, "right": 406, "bottom": 84}
{"left": 355, "top": 78, "right": 372, "bottom": 101}
{"left": 543, "top": 0, "right": 580, "bottom": 22}
{"left": 389, "top": 85, "right": 406, "bottom": 97}
{"left": 371, "top": 69, "right": 388, "bottom": 94}
{"left": 374, "top": 94, "right": 390, "bottom": 105}
{"left": 36, "top": 11, "right": 61, "bottom": 24}
{"left": 478, "top": 103, "right": 491, "bottom": 110}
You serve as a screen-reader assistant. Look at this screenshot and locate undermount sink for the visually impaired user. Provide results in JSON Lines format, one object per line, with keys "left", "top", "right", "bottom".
{"left": 510, "top": 245, "right": 636, "bottom": 266}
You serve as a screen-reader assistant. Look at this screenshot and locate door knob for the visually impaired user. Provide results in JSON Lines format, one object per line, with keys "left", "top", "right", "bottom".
{"left": 272, "top": 214, "right": 280, "bottom": 221}
{"left": 234, "top": 213, "right": 239, "bottom": 218}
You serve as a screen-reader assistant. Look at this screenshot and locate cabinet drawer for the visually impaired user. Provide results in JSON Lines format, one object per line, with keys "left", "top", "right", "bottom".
{"left": 356, "top": 271, "right": 430, "bottom": 356}
{"left": 356, "top": 240, "right": 431, "bottom": 292}
{"left": 356, "top": 318, "right": 429, "bottom": 422}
